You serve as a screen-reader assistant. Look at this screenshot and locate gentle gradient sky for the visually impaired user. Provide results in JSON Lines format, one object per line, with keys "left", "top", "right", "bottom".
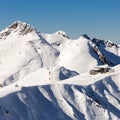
{"left": 0, "top": 0, "right": 120, "bottom": 43}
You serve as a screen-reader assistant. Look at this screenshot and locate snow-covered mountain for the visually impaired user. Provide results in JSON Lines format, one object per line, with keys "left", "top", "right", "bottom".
{"left": 0, "top": 21, "right": 120, "bottom": 120}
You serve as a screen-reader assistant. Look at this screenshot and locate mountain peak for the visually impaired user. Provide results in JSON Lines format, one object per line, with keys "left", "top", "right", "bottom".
{"left": 8, "top": 21, "right": 34, "bottom": 34}
{"left": 8, "top": 21, "right": 26, "bottom": 29}
{"left": 0, "top": 21, "right": 35, "bottom": 39}
{"left": 56, "top": 30, "right": 69, "bottom": 39}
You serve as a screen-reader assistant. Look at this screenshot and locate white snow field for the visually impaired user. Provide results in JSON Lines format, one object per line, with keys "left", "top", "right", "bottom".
{"left": 0, "top": 21, "right": 119, "bottom": 120}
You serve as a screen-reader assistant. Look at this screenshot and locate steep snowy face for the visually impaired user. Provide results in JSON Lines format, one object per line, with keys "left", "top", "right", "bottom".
{"left": 39, "top": 31, "right": 120, "bottom": 75}
{"left": 0, "top": 65, "right": 120, "bottom": 120}
{"left": 42, "top": 33, "right": 100, "bottom": 73}
{"left": 41, "top": 30, "right": 70, "bottom": 51}
{"left": 0, "top": 21, "right": 59, "bottom": 84}
{"left": 42, "top": 32, "right": 120, "bottom": 73}
{"left": 59, "top": 36, "right": 98, "bottom": 73}
{"left": 92, "top": 38, "right": 120, "bottom": 66}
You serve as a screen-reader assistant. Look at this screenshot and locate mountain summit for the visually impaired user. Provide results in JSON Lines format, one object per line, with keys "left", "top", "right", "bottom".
{"left": 0, "top": 21, "right": 35, "bottom": 40}
{"left": 0, "top": 21, "right": 119, "bottom": 120}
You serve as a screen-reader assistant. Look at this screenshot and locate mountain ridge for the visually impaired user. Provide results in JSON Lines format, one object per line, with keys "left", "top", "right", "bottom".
{"left": 0, "top": 21, "right": 119, "bottom": 120}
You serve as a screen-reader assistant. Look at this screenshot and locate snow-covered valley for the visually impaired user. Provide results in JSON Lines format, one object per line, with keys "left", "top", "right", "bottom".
{"left": 0, "top": 21, "right": 119, "bottom": 120}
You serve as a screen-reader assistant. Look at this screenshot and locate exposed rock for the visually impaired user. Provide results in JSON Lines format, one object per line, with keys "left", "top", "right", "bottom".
{"left": 92, "top": 38, "right": 118, "bottom": 48}
{"left": 57, "top": 30, "right": 70, "bottom": 39}
{"left": 81, "top": 34, "right": 91, "bottom": 40}
{"left": 90, "top": 41, "right": 108, "bottom": 64}
{"left": 8, "top": 22, "right": 18, "bottom": 29}
{"left": 0, "top": 21, "right": 34, "bottom": 40}
{"left": 89, "top": 66, "right": 114, "bottom": 75}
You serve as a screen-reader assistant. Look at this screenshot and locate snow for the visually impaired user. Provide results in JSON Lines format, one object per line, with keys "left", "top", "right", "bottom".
{"left": 0, "top": 21, "right": 119, "bottom": 120}
{"left": 18, "top": 68, "right": 52, "bottom": 87}
{"left": 0, "top": 84, "right": 21, "bottom": 97}
{"left": 59, "top": 37, "right": 98, "bottom": 73}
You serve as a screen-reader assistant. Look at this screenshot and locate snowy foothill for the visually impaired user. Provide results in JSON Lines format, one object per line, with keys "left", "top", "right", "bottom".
{"left": 0, "top": 21, "right": 119, "bottom": 120}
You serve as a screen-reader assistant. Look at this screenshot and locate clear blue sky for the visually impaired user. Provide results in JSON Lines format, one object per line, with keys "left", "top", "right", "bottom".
{"left": 0, "top": 0, "right": 120, "bottom": 43}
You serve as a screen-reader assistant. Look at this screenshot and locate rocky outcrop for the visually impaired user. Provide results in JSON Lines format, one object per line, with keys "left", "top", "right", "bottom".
{"left": 81, "top": 34, "right": 91, "bottom": 40}
{"left": 57, "top": 30, "right": 70, "bottom": 39}
{"left": 91, "top": 38, "right": 119, "bottom": 66}
{"left": 0, "top": 21, "right": 34, "bottom": 40}
{"left": 89, "top": 67, "right": 113, "bottom": 75}
{"left": 91, "top": 44, "right": 108, "bottom": 64}
{"left": 87, "top": 37, "right": 108, "bottom": 65}
{"left": 92, "top": 38, "right": 118, "bottom": 48}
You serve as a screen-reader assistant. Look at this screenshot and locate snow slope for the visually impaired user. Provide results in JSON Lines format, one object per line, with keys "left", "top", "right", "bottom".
{"left": 0, "top": 21, "right": 59, "bottom": 85}
{"left": 0, "top": 21, "right": 119, "bottom": 120}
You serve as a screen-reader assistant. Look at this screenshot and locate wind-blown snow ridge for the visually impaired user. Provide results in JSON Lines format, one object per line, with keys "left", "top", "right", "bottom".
{"left": 0, "top": 21, "right": 119, "bottom": 120}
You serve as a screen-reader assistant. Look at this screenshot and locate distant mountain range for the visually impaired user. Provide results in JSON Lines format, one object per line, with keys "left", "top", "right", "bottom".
{"left": 0, "top": 21, "right": 119, "bottom": 120}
